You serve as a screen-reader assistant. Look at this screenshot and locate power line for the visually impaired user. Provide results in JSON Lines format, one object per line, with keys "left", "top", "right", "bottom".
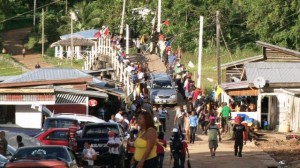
{"left": 0, "top": 0, "right": 62, "bottom": 23}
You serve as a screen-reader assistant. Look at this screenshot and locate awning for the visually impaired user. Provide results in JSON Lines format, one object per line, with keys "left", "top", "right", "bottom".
{"left": 54, "top": 87, "right": 108, "bottom": 99}
{"left": 227, "top": 89, "right": 258, "bottom": 96}
{"left": 220, "top": 81, "right": 258, "bottom": 96}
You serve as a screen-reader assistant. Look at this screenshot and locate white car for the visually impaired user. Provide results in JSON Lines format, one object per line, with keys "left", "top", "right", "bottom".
{"left": 53, "top": 113, "right": 106, "bottom": 124}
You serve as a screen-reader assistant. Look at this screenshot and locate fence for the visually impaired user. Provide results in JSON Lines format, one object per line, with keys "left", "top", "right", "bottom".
{"left": 84, "top": 37, "right": 134, "bottom": 98}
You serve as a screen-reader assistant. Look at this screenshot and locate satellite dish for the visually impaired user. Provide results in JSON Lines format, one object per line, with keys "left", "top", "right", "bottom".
{"left": 253, "top": 76, "right": 266, "bottom": 89}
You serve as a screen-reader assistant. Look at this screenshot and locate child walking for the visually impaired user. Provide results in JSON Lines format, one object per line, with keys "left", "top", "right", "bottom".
{"left": 233, "top": 116, "right": 247, "bottom": 157}
{"left": 204, "top": 116, "right": 221, "bottom": 157}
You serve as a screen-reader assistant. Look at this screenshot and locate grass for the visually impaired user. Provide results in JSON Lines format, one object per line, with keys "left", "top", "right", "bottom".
{"left": 180, "top": 47, "right": 261, "bottom": 93}
{"left": 42, "top": 56, "right": 85, "bottom": 70}
{"left": 0, "top": 54, "right": 24, "bottom": 76}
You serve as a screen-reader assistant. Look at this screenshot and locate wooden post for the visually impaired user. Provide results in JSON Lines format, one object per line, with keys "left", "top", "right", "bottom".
{"left": 216, "top": 11, "right": 221, "bottom": 86}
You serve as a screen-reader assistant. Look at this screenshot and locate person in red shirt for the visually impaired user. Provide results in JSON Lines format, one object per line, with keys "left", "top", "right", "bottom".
{"left": 156, "top": 132, "right": 167, "bottom": 168}
{"left": 126, "top": 132, "right": 136, "bottom": 168}
{"left": 180, "top": 134, "right": 190, "bottom": 168}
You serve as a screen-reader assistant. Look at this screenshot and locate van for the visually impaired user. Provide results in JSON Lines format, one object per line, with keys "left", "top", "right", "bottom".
{"left": 42, "top": 113, "right": 105, "bottom": 131}
{"left": 147, "top": 73, "right": 177, "bottom": 105}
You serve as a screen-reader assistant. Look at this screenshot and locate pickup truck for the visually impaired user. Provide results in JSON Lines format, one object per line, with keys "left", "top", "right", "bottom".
{"left": 76, "top": 122, "right": 127, "bottom": 167}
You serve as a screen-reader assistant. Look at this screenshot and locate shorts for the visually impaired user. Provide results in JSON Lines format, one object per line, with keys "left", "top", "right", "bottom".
{"left": 209, "top": 140, "right": 218, "bottom": 149}
{"left": 221, "top": 117, "right": 229, "bottom": 127}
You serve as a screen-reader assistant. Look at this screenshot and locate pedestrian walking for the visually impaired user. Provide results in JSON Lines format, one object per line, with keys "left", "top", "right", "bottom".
{"left": 233, "top": 116, "right": 247, "bottom": 157}
{"left": 204, "top": 116, "right": 221, "bottom": 157}
{"left": 157, "top": 132, "right": 167, "bottom": 168}
{"left": 157, "top": 105, "right": 169, "bottom": 132}
{"left": 220, "top": 102, "right": 232, "bottom": 134}
{"left": 189, "top": 111, "right": 198, "bottom": 144}
{"left": 16, "top": 135, "right": 24, "bottom": 148}
{"left": 22, "top": 47, "right": 26, "bottom": 57}
{"left": 179, "top": 134, "right": 190, "bottom": 168}
{"left": 183, "top": 112, "right": 190, "bottom": 143}
{"left": 131, "top": 112, "right": 158, "bottom": 168}
{"left": 107, "top": 130, "right": 120, "bottom": 168}
{"left": 169, "top": 128, "right": 182, "bottom": 168}
{"left": 81, "top": 142, "right": 96, "bottom": 168}
{"left": 174, "top": 105, "right": 184, "bottom": 135}
{"left": 0, "top": 131, "right": 7, "bottom": 157}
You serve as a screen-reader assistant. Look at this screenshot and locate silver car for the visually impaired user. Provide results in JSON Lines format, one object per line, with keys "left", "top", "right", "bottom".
{"left": 148, "top": 73, "right": 177, "bottom": 105}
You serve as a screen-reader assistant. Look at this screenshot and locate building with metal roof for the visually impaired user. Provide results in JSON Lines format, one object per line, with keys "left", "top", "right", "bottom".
{"left": 60, "top": 29, "right": 99, "bottom": 40}
{"left": 0, "top": 68, "right": 127, "bottom": 129}
{"left": 218, "top": 42, "right": 300, "bottom": 133}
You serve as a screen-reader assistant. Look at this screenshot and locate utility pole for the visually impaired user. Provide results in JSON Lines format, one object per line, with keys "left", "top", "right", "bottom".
{"left": 126, "top": 24, "right": 129, "bottom": 54}
{"left": 197, "top": 16, "right": 204, "bottom": 88}
{"left": 33, "top": 0, "right": 36, "bottom": 30}
{"left": 70, "top": 11, "right": 76, "bottom": 59}
{"left": 65, "top": 0, "right": 68, "bottom": 15}
{"left": 120, "top": 0, "right": 126, "bottom": 35}
{"left": 42, "top": 8, "right": 44, "bottom": 57}
{"left": 157, "top": 0, "right": 161, "bottom": 33}
{"left": 216, "top": 11, "right": 221, "bottom": 100}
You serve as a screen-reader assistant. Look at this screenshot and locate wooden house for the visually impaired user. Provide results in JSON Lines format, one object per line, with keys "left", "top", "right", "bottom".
{"left": 219, "top": 41, "right": 300, "bottom": 132}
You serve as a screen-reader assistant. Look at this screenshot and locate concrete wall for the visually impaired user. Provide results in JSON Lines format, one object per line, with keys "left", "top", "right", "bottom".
{"left": 15, "top": 105, "right": 42, "bottom": 129}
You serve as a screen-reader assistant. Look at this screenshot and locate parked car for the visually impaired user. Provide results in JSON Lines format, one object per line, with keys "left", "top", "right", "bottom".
{"left": 35, "top": 128, "right": 70, "bottom": 147}
{"left": 4, "top": 145, "right": 80, "bottom": 168}
{"left": 147, "top": 73, "right": 178, "bottom": 105}
{"left": 42, "top": 113, "right": 105, "bottom": 131}
{"left": 76, "top": 122, "right": 127, "bottom": 167}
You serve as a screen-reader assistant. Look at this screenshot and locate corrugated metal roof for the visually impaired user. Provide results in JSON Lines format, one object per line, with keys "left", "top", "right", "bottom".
{"left": 256, "top": 41, "right": 300, "bottom": 57}
{"left": 0, "top": 76, "right": 16, "bottom": 82}
{"left": 215, "top": 55, "right": 264, "bottom": 70}
{"left": 220, "top": 81, "right": 249, "bottom": 90}
{"left": 245, "top": 62, "right": 300, "bottom": 83}
{"left": 50, "top": 38, "right": 96, "bottom": 47}
{"left": 60, "top": 29, "right": 98, "bottom": 40}
{"left": 2, "top": 68, "right": 91, "bottom": 83}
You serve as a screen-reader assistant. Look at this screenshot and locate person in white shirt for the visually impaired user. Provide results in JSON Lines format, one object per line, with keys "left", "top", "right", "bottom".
{"left": 82, "top": 142, "right": 96, "bottom": 168}
{"left": 174, "top": 105, "right": 184, "bottom": 134}
{"left": 115, "top": 110, "right": 124, "bottom": 123}
{"left": 109, "top": 114, "right": 116, "bottom": 123}
{"left": 107, "top": 131, "right": 120, "bottom": 168}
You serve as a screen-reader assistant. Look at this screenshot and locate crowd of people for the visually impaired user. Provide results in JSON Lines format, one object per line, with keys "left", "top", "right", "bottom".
{"left": 85, "top": 32, "right": 249, "bottom": 168}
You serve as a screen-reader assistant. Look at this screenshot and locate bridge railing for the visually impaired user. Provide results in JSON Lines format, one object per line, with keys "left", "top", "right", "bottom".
{"left": 84, "top": 37, "right": 134, "bottom": 97}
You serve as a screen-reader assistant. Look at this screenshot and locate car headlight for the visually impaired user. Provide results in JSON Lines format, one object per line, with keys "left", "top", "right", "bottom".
{"left": 170, "top": 94, "right": 176, "bottom": 98}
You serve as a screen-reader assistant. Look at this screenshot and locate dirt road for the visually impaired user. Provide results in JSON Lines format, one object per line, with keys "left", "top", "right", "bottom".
{"left": 2, "top": 27, "right": 52, "bottom": 70}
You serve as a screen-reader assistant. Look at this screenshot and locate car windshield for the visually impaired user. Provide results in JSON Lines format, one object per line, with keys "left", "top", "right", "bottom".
{"left": 152, "top": 81, "right": 172, "bottom": 89}
{"left": 12, "top": 147, "right": 70, "bottom": 161}
{"left": 46, "top": 119, "right": 75, "bottom": 129}
{"left": 83, "top": 125, "right": 119, "bottom": 138}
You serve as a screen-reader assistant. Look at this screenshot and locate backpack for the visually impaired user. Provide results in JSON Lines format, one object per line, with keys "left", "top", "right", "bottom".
{"left": 171, "top": 138, "right": 183, "bottom": 153}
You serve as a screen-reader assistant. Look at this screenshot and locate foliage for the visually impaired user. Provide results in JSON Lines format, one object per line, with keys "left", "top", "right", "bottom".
{"left": 1, "top": 0, "right": 300, "bottom": 54}
{"left": 45, "top": 47, "right": 55, "bottom": 57}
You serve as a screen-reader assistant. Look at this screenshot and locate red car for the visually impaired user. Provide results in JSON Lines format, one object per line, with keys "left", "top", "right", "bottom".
{"left": 35, "top": 128, "right": 74, "bottom": 148}
{"left": 4, "top": 146, "right": 79, "bottom": 168}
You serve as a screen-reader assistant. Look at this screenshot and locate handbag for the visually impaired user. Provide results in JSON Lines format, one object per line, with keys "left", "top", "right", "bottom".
{"left": 187, "top": 159, "right": 191, "bottom": 168}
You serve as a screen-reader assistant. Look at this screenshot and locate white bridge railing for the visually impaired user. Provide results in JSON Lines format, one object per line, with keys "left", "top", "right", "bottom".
{"left": 84, "top": 37, "right": 134, "bottom": 98}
